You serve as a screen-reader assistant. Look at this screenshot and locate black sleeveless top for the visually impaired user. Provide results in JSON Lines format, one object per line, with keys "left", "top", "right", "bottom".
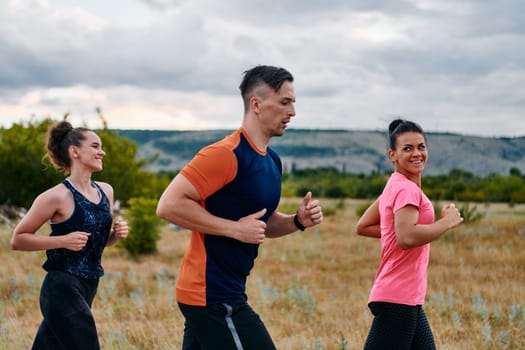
{"left": 42, "top": 179, "right": 112, "bottom": 279}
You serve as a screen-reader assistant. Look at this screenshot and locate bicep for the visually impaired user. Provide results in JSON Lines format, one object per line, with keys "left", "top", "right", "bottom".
{"left": 158, "top": 174, "right": 200, "bottom": 208}
{"left": 394, "top": 205, "right": 419, "bottom": 241}
{"left": 13, "top": 194, "right": 57, "bottom": 235}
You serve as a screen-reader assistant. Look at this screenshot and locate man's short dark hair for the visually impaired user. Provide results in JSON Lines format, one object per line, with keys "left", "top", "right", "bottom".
{"left": 239, "top": 65, "right": 294, "bottom": 111}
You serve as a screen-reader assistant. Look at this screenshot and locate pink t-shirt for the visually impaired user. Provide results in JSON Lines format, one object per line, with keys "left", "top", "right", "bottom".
{"left": 368, "top": 172, "right": 435, "bottom": 306}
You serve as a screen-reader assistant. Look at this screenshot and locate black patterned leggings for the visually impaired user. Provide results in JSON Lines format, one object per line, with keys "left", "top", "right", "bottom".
{"left": 364, "top": 302, "right": 437, "bottom": 350}
{"left": 32, "top": 270, "right": 100, "bottom": 350}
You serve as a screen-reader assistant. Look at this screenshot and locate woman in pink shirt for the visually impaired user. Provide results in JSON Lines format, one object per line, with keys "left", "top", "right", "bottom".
{"left": 356, "top": 119, "right": 463, "bottom": 349}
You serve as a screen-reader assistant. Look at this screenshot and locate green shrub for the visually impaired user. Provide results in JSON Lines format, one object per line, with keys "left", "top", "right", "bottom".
{"left": 458, "top": 202, "right": 485, "bottom": 224}
{"left": 434, "top": 201, "right": 484, "bottom": 224}
{"left": 120, "top": 197, "right": 162, "bottom": 256}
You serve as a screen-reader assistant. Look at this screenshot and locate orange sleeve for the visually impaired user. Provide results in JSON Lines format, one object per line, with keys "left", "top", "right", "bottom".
{"left": 180, "top": 136, "right": 239, "bottom": 200}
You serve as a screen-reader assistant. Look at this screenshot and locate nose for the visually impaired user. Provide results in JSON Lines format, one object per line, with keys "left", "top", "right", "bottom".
{"left": 412, "top": 148, "right": 423, "bottom": 157}
{"left": 289, "top": 104, "right": 296, "bottom": 117}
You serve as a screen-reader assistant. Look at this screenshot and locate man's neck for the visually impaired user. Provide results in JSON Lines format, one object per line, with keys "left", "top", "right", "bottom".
{"left": 241, "top": 119, "right": 271, "bottom": 152}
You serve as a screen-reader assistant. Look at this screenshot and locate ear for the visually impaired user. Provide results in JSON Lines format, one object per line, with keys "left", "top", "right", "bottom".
{"left": 69, "top": 145, "right": 79, "bottom": 159}
{"left": 387, "top": 148, "right": 397, "bottom": 164}
{"left": 250, "top": 96, "right": 261, "bottom": 115}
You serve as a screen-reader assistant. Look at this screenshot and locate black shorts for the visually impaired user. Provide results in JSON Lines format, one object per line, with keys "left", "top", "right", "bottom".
{"left": 178, "top": 300, "right": 276, "bottom": 350}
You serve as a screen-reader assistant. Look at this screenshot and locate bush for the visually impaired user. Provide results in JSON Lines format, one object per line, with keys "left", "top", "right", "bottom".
{"left": 119, "top": 197, "right": 163, "bottom": 256}
{"left": 458, "top": 202, "right": 484, "bottom": 224}
{"left": 434, "top": 201, "right": 484, "bottom": 224}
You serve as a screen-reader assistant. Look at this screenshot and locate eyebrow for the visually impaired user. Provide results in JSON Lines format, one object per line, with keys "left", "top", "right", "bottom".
{"left": 402, "top": 142, "right": 425, "bottom": 147}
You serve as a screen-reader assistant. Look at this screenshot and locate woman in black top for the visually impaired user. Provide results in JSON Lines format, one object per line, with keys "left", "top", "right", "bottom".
{"left": 11, "top": 120, "right": 129, "bottom": 349}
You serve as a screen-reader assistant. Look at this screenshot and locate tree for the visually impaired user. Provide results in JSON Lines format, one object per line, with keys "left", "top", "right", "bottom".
{"left": 0, "top": 117, "right": 167, "bottom": 209}
{"left": 509, "top": 167, "right": 522, "bottom": 177}
{"left": 0, "top": 119, "right": 62, "bottom": 208}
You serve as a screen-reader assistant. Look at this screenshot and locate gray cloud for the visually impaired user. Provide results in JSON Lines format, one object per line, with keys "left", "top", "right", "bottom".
{"left": 0, "top": 0, "right": 523, "bottom": 136}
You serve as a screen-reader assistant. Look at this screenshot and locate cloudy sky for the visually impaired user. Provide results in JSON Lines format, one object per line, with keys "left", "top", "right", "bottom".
{"left": 1, "top": 0, "right": 524, "bottom": 137}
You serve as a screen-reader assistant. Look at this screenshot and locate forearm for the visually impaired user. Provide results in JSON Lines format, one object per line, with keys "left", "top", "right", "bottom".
{"left": 105, "top": 232, "right": 119, "bottom": 246}
{"left": 265, "top": 192, "right": 324, "bottom": 238}
{"left": 11, "top": 233, "right": 64, "bottom": 251}
{"left": 397, "top": 219, "right": 451, "bottom": 249}
{"left": 157, "top": 198, "right": 238, "bottom": 239}
{"left": 265, "top": 212, "right": 303, "bottom": 238}
{"left": 356, "top": 223, "right": 381, "bottom": 238}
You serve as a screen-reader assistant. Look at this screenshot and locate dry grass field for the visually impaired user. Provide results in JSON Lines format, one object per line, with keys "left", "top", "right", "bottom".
{"left": 1, "top": 198, "right": 524, "bottom": 349}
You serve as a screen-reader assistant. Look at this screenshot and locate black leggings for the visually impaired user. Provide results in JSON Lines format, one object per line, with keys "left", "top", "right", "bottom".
{"left": 364, "top": 302, "right": 436, "bottom": 350}
{"left": 178, "top": 300, "right": 276, "bottom": 350}
{"left": 32, "top": 270, "right": 100, "bottom": 350}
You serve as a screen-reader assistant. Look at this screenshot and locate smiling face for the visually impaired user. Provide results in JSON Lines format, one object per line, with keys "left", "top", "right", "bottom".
{"left": 256, "top": 80, "right": 296, "bottom": 138}
{"left": 388, "top": 131, "right": 427, "bottom": 184}
{"left": 70, "top": 131, "right": 105, "bottom": 173}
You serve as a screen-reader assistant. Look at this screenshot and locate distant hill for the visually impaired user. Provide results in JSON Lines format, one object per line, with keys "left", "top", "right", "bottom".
{"left": 115, "top": 129, "right": 525, "bottom": 176}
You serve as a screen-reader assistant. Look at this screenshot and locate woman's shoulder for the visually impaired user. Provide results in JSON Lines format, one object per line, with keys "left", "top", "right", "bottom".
{"left": 384, "top": 173, "right": 421, "bottom": 198}
{"left": 29, "top": 182, "right": 72, "bottom": 211}
{"left": 93, "top": 181, "right": 112, "bottom": 190}
{"left": 93, "top": 181, "right": 114, "bottom": 198}
{"left": 40, "top": 182, "right": 71, "bottom": 200}
{"left": 389, "top": 173, "right": 419, "bottom": 188}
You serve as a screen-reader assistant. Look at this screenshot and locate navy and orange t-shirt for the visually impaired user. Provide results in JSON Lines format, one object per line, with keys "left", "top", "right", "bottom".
{"left": 176, "top": 128, "right": 282, "bottom": 306}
